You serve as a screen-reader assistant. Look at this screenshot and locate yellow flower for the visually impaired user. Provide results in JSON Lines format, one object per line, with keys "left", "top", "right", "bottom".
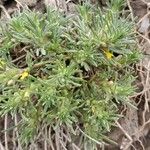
{"left": 92, "top": 106, "right": 96, "bottom": 113}
{"left": 102, "top": 47, "right": 113, "bottom": 60}
{"left": 24, "top": 91, "right": 30, "bottom": 98}
{"left": 104, "top": 50, "right": 113, "bottom": 60}
{"left": 20, "top": 71, "right": 29, "bottom": 80}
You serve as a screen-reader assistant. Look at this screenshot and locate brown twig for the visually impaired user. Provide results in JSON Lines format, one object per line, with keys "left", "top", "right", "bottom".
{"left": 126, "top": 0, "right": 134, "bottom": 21}
{"left": 0, "top": 141, "right": 5, "bottom": 150}
{"left": 116, "top": 121, "right": 133, "bottom": 150}
{"left": 48, "top": 126, "right": 55, "bottom": 150}
{"left": 14, "top": 114, "right": 22, "bottom": 150}
{"left": 44, "top": 125, "right": 48, "bottom": 150}
{"left": 4, "top": 114, "right": 8, "bottom": 150}
{"left": 0, "top": 5, "right": 11, "bottom": 19}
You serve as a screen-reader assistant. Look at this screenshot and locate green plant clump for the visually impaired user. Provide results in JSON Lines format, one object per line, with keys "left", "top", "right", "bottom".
{"left": 0, "top": 1, "right": 139, "bottom": 147}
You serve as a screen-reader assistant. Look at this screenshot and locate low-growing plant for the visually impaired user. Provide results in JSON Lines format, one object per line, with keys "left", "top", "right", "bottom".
{"left": 0, "top": 1, "right": 140, "bottom": 149}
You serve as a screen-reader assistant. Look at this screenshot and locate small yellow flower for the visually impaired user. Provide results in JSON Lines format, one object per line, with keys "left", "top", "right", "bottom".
{"left": 92, "top": 106, "right": 96, "bottom": 113}
{"left": 20, "top": 71, "right": 29, "bottom": 80}
{"left": 24, "top": 91, "right": 30, "bottom": 98}
{"left": 104, "top": 50, "right": 113, "bottom": 60}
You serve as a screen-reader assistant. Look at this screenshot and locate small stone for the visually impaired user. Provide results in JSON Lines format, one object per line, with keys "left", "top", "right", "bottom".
{"left": 108, "top": 81, "right": 114, "bottom": 85}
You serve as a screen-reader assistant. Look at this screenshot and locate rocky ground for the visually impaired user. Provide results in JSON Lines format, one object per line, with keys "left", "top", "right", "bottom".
{"left": 0, "top": 0, "right": 150, "bottom": 149}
